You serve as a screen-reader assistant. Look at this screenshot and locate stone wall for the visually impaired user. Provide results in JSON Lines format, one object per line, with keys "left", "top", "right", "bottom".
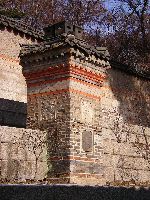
{"left": 0, "top": 126, "right": 47, "bottom": 182}
{"left": 101, "top": 68, "right": 150, "bottom": 186}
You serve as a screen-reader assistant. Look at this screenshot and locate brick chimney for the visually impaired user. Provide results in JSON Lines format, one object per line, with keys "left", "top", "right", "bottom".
{"left": 43, "top": 21, "right": 83, "bottom": 40}
{"left": 20, "top": 21, "right": 110, "bottom": 185}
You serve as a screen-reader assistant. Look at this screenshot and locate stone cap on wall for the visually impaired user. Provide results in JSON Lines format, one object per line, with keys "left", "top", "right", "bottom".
{"left": 0, "top": 14, "right": 44, "bottom": 39}
{"left": 110, "top": 60, "right": 150, "bottom": 80}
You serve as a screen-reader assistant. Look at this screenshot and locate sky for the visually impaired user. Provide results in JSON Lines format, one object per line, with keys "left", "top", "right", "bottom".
{"left": 104, "top": 0, "right": 120, "bottom": 10}
{"left": 104, "top": 0, "right": 129, "bottom": 12}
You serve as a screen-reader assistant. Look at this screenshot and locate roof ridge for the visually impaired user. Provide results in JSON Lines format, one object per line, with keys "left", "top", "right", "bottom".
{"left": 110, "top": 60, "right": 150, "bottom": 80}
{"left": 20, "top": 34, "right": 110, "bottom": 62}
{"left": 0, "top": 14, "right": 44, "bottom": 39}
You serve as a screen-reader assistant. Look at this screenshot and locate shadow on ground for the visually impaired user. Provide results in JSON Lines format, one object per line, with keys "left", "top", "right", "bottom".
{"left": 0, "top": 185, "right": 150, "bottom": 200}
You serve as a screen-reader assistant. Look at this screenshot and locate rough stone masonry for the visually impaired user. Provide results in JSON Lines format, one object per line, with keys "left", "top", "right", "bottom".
{"left": 0, "top": 16, "right": 150, "bottom": 186}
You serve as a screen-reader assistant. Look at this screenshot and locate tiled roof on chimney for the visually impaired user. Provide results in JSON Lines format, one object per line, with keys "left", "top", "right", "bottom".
{"left": 0, "top": 14, "right": 44, "bottom": 39}
{"left": 20, "top": 34, "right": 110, "bottom": 61}
{"left": 20, "top": 21, "right": 110, "bottom": 61}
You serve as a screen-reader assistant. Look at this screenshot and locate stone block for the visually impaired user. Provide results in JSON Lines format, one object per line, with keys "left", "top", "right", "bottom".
{"left": 144, "top": 127, "right": 150, "bottom": 136}
{"left": 138, "top": 170, "right": 150, "bottom": 183}
{"left": 36, "top": 161, "right": 48, "bottom": 180}
{"left": 24, "top": 161, "right": 34, "bottom": 179}
{"left": 103, "top": 140, "right": 114, "bottom": 154}
{"left": 70, "top": 175, "right": 106, "bottom": 185}
{"left": 0, "top": 160, "right": 8, "bottom": 178}
{"left": 1, "top": 144, "right": 7, "bottom": 160}
{"left": 112, "top": 142, "right": 141, "bottom": 157}
{"left": 101, "top": 128, "right": 116, "bottom": 141}
{"left": 70, "top": 160, "right": 104, "bottom": 175}
{"left": 104, "top": 167, "right": 115, "bottom": 183}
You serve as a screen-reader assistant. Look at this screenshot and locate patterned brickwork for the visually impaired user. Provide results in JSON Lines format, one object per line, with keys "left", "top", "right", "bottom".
{"left": 22, "top": 42, "right": 108, "bottom": 184}
{"left": 69, "top": 92, "right": 104, "bottom": 184}
{"left": 24, "top": 64, "right": 104, "bottom": 100}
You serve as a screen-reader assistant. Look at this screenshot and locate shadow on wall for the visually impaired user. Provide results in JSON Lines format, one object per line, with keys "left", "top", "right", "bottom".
{"left": 0, "top": 98, "right": 27, "bottom": 128}
{"left": 108, "top": 68, "right": 150, "bottom": 128}
{"left": 0, "top": 185, "right": 150, "bottom": 200}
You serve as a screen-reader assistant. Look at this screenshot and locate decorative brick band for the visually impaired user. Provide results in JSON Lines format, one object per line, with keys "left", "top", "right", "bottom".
{"left": 24, "top": 64, "right": 105, "bottom": 78}
{"left": 28, "top": 88, "right": 101, "bottom": 100}
{"left": 27, "top": 77, "right": 102, "bottom": 89}
{"left": 25, "top": 64, "right": 104, "bottom": 100}
{"left": 0, "top": 54, "right": 19, "bottom": 63}
{"left": 24, "top": 65, "right": 105, "bottom": 84}
{"left": 49, "top": 156, "right": 101, "bottom": 163}
{"left": 69, "top": 88, "right": 100, "bottom": 100}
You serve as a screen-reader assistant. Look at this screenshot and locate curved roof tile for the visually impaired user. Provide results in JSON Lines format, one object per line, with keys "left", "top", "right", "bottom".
{"left": 0, "top": 14, "right": 44, "bottom": 39}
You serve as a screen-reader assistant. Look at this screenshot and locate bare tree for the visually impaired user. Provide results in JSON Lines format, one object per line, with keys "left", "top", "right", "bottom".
{"left": 1, "top": 1, "right": 149, "bottom": 70}
{"left": 96, "top": 0, "right": 150, "bottom": 71}
{"left": 12, "top": 131, "right": 47, "bottom": 180}
{"left": 118, "top": 0, "right": 149, "bottom": 51}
